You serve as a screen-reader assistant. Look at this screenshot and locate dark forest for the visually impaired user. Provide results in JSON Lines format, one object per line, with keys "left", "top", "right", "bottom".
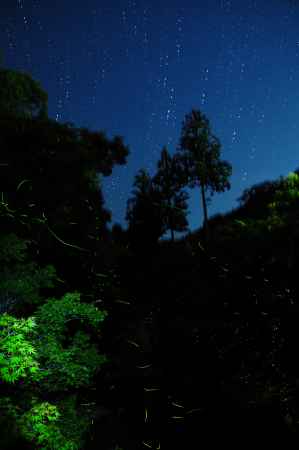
{"left": 2, "top": 67, "right": 299, "bottom": 449}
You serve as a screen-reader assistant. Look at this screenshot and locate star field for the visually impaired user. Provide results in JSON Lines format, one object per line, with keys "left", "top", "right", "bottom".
{"left": 2, "top": 0, "right": 299, "bottom": 232}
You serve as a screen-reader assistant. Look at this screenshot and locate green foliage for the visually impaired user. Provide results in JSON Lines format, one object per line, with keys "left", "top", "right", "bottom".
{"left": 233, "top": 174, "right": 299, "bottom": 237}
{"left": 237, "top": 172, "right": 299, "bottom": 241}
{"left": 53, "top": 395, "right": 91, "bottom": 449}
{"left": 236, "top": 172, "right": 299, "bottom": 233}
{"left": 269, "top": 172, "right": 299, "bottom": 215}
{"left": 0, "top": 293, "right": 108, "bottom": 447}
{"left": 233, "top": 216, "right": 273, "bottom": 241}
{"left": 34, "top": 291, "right": 107, "bottom": 334}
{"left": 1, "top": 262, "right": 57, "bottom": 307}
{"left": 17, "top": 395, "right": 90, "bottom": 450}
{"left": 0, "top": 395, "right": 88, "bottom": 450}
{"left": 32, "top": 292, "right": 108, "bottom": 391}
{"left": 237, "top": 179, "right": 281, "bottom": 215}
{"left": 0, "top": 233, "right": 58, "bottom": 312}
{"left": 0, "top": 313, "right": 41, "bottom": 383}
{"left": 0, "top": 67, "right": 119, "bottom": 449}
{"left": 19, "top": 401, "right": 61, "bottom": 442}
{"left": 220, "top": 172, "right": 299, "bottom": 268}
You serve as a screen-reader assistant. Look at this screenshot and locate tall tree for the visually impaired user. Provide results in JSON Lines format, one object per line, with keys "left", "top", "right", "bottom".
{"left": 126, "top": 169, "right": 165, "bottom": 250}
{"left": 152, "top": 146, "right": 189, "bottom": 241}
{"left": 176, "top": 109, "right": 232, "bottom": 247}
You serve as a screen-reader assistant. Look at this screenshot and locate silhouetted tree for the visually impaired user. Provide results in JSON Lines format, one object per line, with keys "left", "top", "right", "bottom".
{"left": 0, "top": 67, "right": 129, "bottom": 288}
{"left": 111, "top": 222, "right": 128, "bottom": 247}
{"left": 126, "top": 169, "right": 165, "bottom": 250}
{"left": 1, "top": 117, "right": 128, "bottom": 243}
{"left": 152, "top": 146, "right": 189, "bottom": 242}
{"left": 237, "top": 179, "right": 282, "bottom": 220}
{"left": 0, "top": 67, "right": 48, "bottom": 119}
{"left": 176, "top": 109, "right": 232, "bottom": 247}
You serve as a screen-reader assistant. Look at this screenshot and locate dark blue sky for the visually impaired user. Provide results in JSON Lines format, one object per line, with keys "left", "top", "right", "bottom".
{"left": 2, "top": 0, "right": 299, "bottom": 234}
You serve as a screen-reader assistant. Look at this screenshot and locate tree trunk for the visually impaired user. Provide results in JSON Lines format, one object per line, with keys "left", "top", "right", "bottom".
{"left": 200, "top": 182, "right": 210, "bottom": 248}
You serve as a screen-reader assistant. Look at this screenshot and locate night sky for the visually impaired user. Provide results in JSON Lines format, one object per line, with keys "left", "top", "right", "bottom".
{"left": 2, "top": 0, "right": 299, "bottom": 234}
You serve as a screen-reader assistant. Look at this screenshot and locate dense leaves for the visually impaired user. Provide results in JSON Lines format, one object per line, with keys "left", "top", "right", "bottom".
{"left": 32, "top": 292, "right": 108, "bottom": 391}
{"left": 0, "top": 292, "right": 108, "bottom": 449}
{"left": 0, "top": 314, "right": 39, "bottom": 383}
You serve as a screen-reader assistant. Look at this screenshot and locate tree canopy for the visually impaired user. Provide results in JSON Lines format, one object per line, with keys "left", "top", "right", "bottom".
{"left": 0, "top": 68, "right": 129, "bottom": 289}
{"left": 0, "top": 68, "right": 48, "bottom": 119}
{"left": 176, "top": 108, "right": 232, "bottom": 246}
{"left": 126, "top": 169, "right": 166, "bottom": 249}
{"left": 152, "top": 146, "right": 189, "bottom": 241}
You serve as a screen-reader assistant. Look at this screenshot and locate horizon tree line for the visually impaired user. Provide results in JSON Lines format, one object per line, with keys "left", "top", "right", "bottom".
{"left": 125, "top": 108, "right": 232, "bottom": 250}
{"left": 0, "top": 63, "right": 233, "bottom": 252}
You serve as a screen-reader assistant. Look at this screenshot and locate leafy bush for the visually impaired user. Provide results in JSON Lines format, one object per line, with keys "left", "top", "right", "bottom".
{"left": 19, "top": 397, "right": 87, "bottom": 450}
{"left": 0, "top": 292, "right": 108, "bottom": 448}
{"left": 0, "top": 313, "right": 40, "bottom": 383}
{"left": 32, "top": 292, "right": 108, "bottom": 391}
